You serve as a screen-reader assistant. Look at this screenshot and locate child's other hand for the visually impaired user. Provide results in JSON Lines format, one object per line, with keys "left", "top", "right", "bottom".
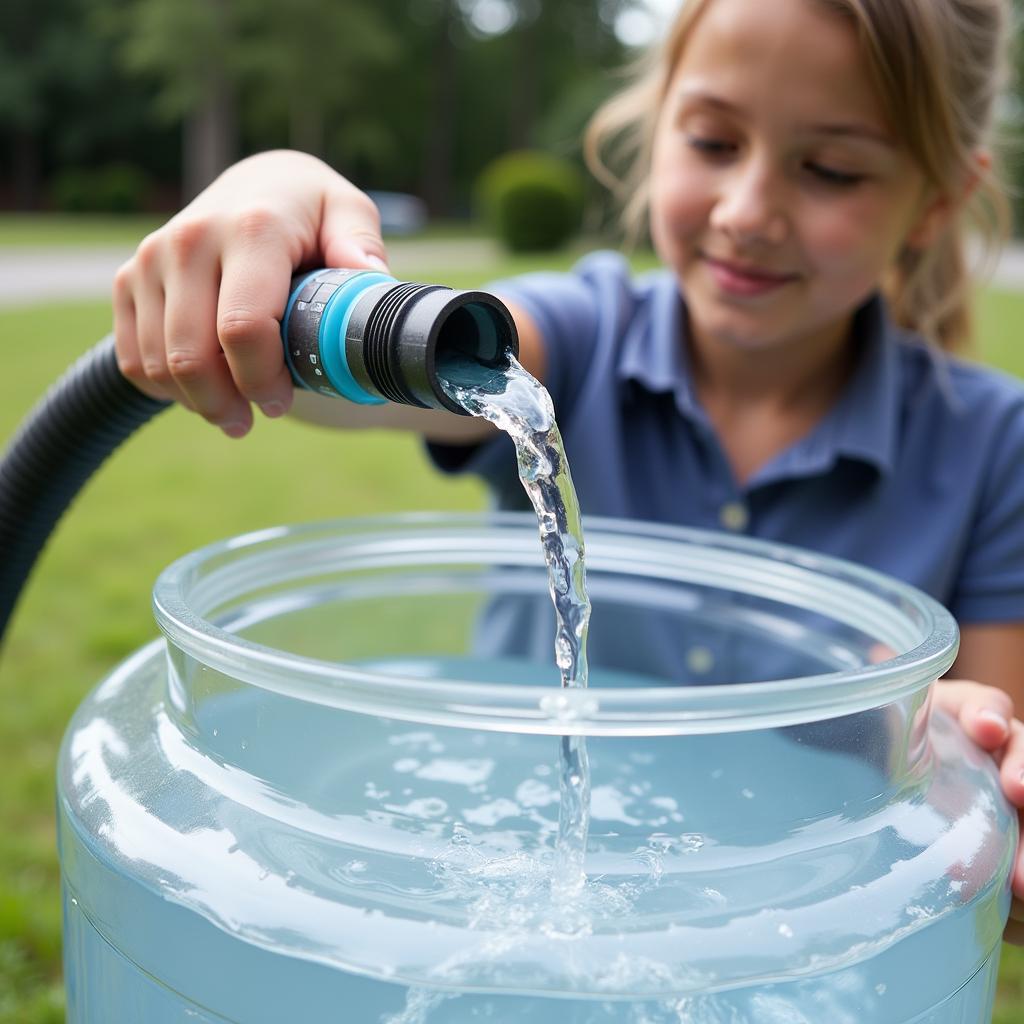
{"left": 112, "top": 150, "right": 389, "bottom": 438}
{"left": 934, "top": 680, "right": 1024, "bottom": 944}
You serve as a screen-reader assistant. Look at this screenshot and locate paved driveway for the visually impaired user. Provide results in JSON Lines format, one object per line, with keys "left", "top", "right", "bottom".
{"left": 0, "top": 238, "right": 502, "bottom": 308}
{"left": 2, "top": 237, "right": 1023, "bottom": 308}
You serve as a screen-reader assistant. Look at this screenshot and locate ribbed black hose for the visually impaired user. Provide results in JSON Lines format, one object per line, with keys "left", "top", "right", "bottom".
{"left": 0, "top": 334, "right": 171, "bottom": 647}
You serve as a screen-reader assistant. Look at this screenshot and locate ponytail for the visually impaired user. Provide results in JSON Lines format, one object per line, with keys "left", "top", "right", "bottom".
{"left": 886, "top": 169, "right": 1010, "bottom": 353}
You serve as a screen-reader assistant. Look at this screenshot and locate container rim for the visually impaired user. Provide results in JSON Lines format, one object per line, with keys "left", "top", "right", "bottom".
{"left": 152, "top": 512, "right": 959, "bottom": 735}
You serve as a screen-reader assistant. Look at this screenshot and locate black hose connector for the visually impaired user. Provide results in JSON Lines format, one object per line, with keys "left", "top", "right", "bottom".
{"left": 283, "top": 269, "right": 518, "bottom": 415}
{"left": 345, "top": 282, "right": 517, "bottom": 413}
{"left": 0, "top": 335, "right": 170, "bottom": 646}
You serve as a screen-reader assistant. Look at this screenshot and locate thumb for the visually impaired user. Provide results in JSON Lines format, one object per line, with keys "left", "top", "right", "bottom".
{"left": 934, "top": 680, "right": 1013, "bottom": 752}
{"left": 319, "top": 189, "right": 391, "bottom": 274}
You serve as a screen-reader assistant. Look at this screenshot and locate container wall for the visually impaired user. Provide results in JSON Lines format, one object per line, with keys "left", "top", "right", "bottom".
{"left": 60, "top": 518, "right": 1014, "bottom": 1023}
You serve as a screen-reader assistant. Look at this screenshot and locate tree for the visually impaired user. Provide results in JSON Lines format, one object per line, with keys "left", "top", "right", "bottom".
{"left": 0, "top": 0, "right": 101, "bottom": 207}
{"left": 1, "top": 0, "right": 642, "bottom": 215}
{"left": 232, "top": 0, "right": 397, "bottom": 166}
{"left": 95, "top": 0, "right": 244, "bottom": 200}
{"left": 96, "top": 0, "right": 401, "bottom": 199}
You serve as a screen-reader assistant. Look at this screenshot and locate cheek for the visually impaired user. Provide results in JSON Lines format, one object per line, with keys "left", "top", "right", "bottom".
{"left": 649, "top": 156, "right": 714, "bottom": 256}
{"left": 801, "top": 196, "right": 908, "bottom": 277}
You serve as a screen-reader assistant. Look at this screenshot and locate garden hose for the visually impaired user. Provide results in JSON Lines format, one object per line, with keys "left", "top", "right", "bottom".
{"left": 0, "top": 269, "right": 517, "bottom": 646}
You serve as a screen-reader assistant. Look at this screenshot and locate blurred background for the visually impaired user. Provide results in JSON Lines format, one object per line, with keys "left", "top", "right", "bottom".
{"left": 0, "top": 0, "right": 669, "bottom": 220}
{"left": 2, "top": 1, "right": 1024, "bottom": 1021}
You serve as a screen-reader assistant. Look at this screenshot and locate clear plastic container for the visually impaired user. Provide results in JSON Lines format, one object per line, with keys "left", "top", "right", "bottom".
{"left": 58, "top": 513, "right": 1016, "bottom": 1023}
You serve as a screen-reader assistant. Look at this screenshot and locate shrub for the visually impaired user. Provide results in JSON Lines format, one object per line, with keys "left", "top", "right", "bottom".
{"left": 50, "top": 163, "right": 150, "bottom": 214}
{"left": 476, "top": 151, "right": 584, "bottom": 252}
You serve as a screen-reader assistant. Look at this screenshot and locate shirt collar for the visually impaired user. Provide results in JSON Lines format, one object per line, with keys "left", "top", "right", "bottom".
{"left": 617, "top": 270, "right": 704, "bottom": 418}
{"left": 616, "top": 273, "right": 902, "bottom": 480}
{"left": 812, "top": 293, "right": 900, "bottom": 478}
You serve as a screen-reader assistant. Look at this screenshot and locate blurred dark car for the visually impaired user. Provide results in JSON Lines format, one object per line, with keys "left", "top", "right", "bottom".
{"left": 366, "top": 191, "right": 428, "bottom": 235}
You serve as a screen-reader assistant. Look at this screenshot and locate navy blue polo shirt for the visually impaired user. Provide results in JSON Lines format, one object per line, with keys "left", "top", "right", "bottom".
{"left": 429, "top": 252, "right": 1024, "bottom": 662}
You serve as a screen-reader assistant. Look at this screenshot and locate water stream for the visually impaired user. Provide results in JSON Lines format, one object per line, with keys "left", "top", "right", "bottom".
{"left": 439, "top": 352, "right": 593, "bottom": 899}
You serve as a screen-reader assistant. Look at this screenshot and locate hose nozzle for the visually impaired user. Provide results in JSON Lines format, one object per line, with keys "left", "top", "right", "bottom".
{"left": 283, "top": 269, "right": 518, "bottom": 415}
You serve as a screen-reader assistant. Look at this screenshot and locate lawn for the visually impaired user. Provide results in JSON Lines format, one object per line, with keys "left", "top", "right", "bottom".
{"left": 0, "top": 213, "right": 489, "bottom": 248}
{"left": 0, "top": 214, "right": 165, "bottom": 247}
{"left": 1, "top": 235, "right": 1024, "bottom": 1021}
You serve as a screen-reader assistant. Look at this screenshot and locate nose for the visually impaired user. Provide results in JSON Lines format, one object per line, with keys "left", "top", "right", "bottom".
{"left": 709, "top": 155, "right": 788, "bottom": 246}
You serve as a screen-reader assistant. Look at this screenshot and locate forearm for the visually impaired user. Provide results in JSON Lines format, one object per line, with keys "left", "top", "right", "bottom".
{"left": 288, "top": 389, "right": 497, "bottom": 443}
{"left": 951, "top": 622, "right": 1024, "bottom": 707}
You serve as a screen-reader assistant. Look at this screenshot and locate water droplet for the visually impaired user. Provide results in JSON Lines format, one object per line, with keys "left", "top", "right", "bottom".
{"left": 778, "top": 923, "right": 794, "bottom": 938}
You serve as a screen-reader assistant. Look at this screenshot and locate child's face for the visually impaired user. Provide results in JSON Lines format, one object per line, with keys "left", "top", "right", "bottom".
{"left": 650, "top": 0, "right": 941, "bottom": 357}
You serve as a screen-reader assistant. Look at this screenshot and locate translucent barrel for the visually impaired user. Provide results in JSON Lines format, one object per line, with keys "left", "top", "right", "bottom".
{"left": 58, "top": 514, "right": 1016, "bottom": 1023}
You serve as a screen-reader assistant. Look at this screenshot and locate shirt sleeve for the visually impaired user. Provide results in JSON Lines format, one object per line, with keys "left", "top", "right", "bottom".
{"left": 425, "top": 252, "right": 626, "bottom": 488}
{"left": 948, "top": 384, "right": 1024, "bottom": 624}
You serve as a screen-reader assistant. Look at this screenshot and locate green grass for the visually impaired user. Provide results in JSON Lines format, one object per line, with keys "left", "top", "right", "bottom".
{"left": 0, "top": 213, "right": 493, "bottom": 249}
{"left": 0, "top": 214, "right": 166, "bottom": 248}
{"left": 1, "top": 243, "right": 1024, "bottom": 1020}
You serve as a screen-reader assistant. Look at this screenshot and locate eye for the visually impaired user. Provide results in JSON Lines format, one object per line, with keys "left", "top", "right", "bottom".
{"left": 686, "top": 135, "right": 736, "bottom": 158}
{"left": 805, "top": 162, "right": 865, "bottom": 187}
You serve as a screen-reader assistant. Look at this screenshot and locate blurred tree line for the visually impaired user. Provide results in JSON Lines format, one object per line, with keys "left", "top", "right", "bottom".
{"left": 0, "top": 0, "right": 640, "bottom": 216}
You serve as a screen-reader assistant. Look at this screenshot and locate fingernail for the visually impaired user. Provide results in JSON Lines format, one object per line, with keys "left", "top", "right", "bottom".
{"left": 259, "top": 400, "right": 286, "bottom": 418}
{"left": 365, "top": 254, "right": 390, "bottom": 273}
{"left": 978, "top": 709, "right": 1010, "bottom": 733}
{"left": 221, "top": 422, "right": 249, "bottom": 439}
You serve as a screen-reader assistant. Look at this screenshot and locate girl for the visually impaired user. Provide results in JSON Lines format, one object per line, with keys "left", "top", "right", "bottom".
{"left": 111, "top": 0, "right": 1024, "bottom": 937}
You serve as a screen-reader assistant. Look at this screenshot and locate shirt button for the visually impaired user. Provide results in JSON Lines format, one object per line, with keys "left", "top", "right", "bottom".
{"left": 686, "top": 645, "right": 715, "bottom": 675}
{"left": 719, "top": 501, "right": 749, "bottom": 532}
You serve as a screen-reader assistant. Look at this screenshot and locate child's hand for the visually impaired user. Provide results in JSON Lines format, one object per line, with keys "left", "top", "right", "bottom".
{"left": 934, "top": 680, "right": 1024, "bottom": 944}
{"left": 112, "top": 150, "right": 389, "bottom": 438}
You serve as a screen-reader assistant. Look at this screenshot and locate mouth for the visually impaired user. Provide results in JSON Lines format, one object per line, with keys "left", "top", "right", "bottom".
{"left": 702, "top": 255, "right": 799, "bottom": 296}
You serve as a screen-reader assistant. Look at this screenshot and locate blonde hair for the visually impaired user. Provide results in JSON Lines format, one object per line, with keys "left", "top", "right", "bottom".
{"left": 585, "top": 0, "right": 1013, "bottom": 352}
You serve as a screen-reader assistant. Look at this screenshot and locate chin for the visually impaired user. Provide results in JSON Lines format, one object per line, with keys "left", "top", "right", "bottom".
{"left": 689, "top": 304, "right": 778, "bottom": 348}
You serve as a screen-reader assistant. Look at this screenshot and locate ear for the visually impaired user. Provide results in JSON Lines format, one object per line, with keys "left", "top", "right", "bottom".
{"left": 904, "top": 150, "right": 990, "bottom": 251}
{"left": 904, "top": 192, "right": 955, "bottom": 250}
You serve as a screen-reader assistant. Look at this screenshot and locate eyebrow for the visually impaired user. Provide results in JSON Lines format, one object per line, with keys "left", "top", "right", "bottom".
{"left": 674, "top": 87, "right": 895, "bottom": 147}
{"left": 808, "top": 122, "right": 895, "bottom": 147}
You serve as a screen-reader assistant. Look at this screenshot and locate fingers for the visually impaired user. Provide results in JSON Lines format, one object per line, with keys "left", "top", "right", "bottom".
{"left": 935, "top": 679, "right": 1024, "bottom": 809}
{"left": 1000, "top": 718, "right": 1024, "bottom": 807}
{"left": 937, "top": 681, "right": 1024, "bottom": 945}
{"left": 113, "top": 212, "right": 295, "bottom": 437}
{"left": 112, "top": 263, "right": 153, "bottom": 398}
{"left": 164, "top": 243, "right": 249, "bottom": 434}
{"left": 110, "top": 154, "right": 389, "bottom": 437}
{"left": 1012, "top": 810, "right": 1024, "bottom": 906}
{"left": 934, "top": 680, "right": 1013, "bottom": 752}
{"left": 136, "top": 276, "right": 172, "bottom": 399}
{"left": 114, "top": 240, "right": 176, "bottom": 404}
{"left": 320, "top": 186, "right": 390, "bottom": 273}
{"left": 215, "top": 212, "right": 296, "bottom": 427}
